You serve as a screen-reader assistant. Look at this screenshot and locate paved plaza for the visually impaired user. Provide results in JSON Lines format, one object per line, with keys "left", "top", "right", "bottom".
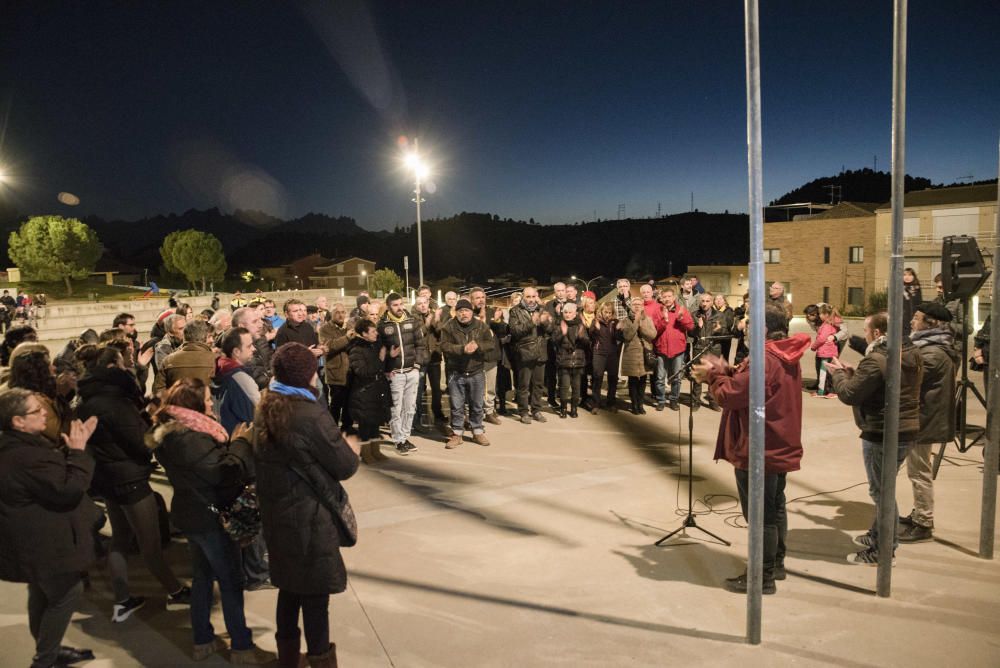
{"left": 1, "top": 348, "right": 997, "bottom": 667}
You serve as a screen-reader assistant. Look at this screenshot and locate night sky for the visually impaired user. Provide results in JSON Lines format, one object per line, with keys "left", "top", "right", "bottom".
{"left": 1, "top": 1, "right": 998, "bottom": 229}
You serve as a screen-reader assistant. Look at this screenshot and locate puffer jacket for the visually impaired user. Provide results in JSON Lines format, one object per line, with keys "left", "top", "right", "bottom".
{"left": 619, "top": 312, "right": 657, "bottom": 377}
{"left": 77, "top": 366, "right": 154, "bottom": 501}
{"left": 507, "top": 303, "right": 552, "bottom": 363}
{"left": 252, "top": 398, "right": 359, "bottom": 594}
{"left": 439, "top": 316, "right": 495, "bottom": 376}
{"left": 148, "top": 421, "right": 250, "bottom": 534}
{"left": 378, "top": 310, "right": 427, "bottom": 372}
{"left": 910, "top": 327, "right": 959, "bottom": 444}
{"left": 551, "top": 317, "right": 590, "bottom": 368}
{"left": 0, "top": 430, "right": 98, "bottom": 582}
{"left": 831, "top": 337, "right": 923, "bottom": 441}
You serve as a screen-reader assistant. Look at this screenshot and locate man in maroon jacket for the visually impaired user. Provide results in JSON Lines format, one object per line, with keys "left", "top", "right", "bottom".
{"left": 694, "top": 303, "right": 810, "bottom": 595}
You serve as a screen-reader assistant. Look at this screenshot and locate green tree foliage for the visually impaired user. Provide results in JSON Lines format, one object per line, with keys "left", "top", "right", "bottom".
{"left": 370, "top": 268, "right": 404, "bottom": 297}
{"left": 8, "top": 215, "right": 102, "bottom": 296}
{"left": 159, "top": 229, "right": 227, "bottom": 293}
{"left": 866, "top": 289, "right": 888, "bottom": 315}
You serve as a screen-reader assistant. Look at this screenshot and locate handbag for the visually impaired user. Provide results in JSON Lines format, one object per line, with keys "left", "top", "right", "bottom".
{"left": 643, "top": 346, "right": 658, "bottom": 370}
{"left": 208, "top": 484, "right": 261, "bottom": 547}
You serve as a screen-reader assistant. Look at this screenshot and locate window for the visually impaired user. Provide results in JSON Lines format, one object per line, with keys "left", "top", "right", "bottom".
{"left": 823, "top": 247, "right": 830, "bottom": 264}
{"left": 337, "top": 264, "right": 343, "bottom": 273}
{"left": 357, "top": 263, "right": 365, "bottom": 273}
{"left": 822, "top": 287, "right": 830, "bottom": 304}
{"left": 764, "top": 248, "right": 780, "bottom": 264}
{"left": 336, "top": 276, "right": 343, "bottom": 287}
{"left": 848, "top": 287, "right": 864, "bottom": 307}
{"left": 849, "top": 246, "right": 864, "bottom": 263}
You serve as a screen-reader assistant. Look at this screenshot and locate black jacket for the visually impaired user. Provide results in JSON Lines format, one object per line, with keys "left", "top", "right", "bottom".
{"left": 378, "top": 310, "right": 427, "bottom": 372}
{"left": 0, "top": 431, "right": 98, "bottom": 582}
{"left": 692, "top": 307, "right": 723, "bottom": 356}
{"left": 348, "top": 338, "right": 390, "bottom": 422}
{"left": 77, "top": 366, "right": 154, "bottom": 500}
{"left": 149, "top": 421, "right": 251, "bottom": 534}
{"left": 253, "top": 398, "right": 359, "bottom": 594}
{"left": 439, "top": 317, "right": 495, "bottom": 375}
{"left": 508, "top": 304, "right": 552, "bottom": 363}
{"left": 246, "top": 336, "right": 274, "bottom": 389}
{"left": 551, "top": 317, "right": 591, "bottom": 368}
{"left": 275, "top": 319, "right": 319, "bottom": 349}
{"left": 911, "top": 328, "right": 959, "bottom": 444}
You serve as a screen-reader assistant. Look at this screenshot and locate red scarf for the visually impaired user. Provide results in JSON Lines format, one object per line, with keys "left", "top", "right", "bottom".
{"left": 164, "top": 405, "right": 229, "bottom": 443}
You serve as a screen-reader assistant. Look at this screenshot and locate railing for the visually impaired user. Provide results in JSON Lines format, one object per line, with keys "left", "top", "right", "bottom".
{"left": 885, "top": 232, "right": 997, "bottom": 246}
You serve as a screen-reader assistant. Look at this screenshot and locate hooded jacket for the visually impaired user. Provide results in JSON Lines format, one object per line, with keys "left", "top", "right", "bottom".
{"left": 378, "top": 309, "right": 427, "bottom": 372}
{"left": 212, "top": 357, "right": 260, "bottom": 435}
{"left": 831, "top": 337, "right": 923, "bottom": 442}
{"left": 910, "top": 326, "right": 959, "bottom": 444}
{"left": 709, "top": 334, "right": 811, "bottom": 473}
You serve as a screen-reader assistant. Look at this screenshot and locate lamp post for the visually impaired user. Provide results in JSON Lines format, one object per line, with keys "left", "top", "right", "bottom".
{"left": 571, "top": 274, "right": 605, "bottom": 293}
{"left": 404, "top": 140, "right": 430, "bottom": 287}
{"left": 361, "top": 269, "right": 370, "bottom": 294}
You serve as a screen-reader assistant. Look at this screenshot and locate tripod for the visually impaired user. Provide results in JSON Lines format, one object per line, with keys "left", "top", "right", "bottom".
{"left": 933, "top": 298, "right": 987, "bottom": 479}
{"left": 655, "top": 344, "right": 730, "bottom": 546}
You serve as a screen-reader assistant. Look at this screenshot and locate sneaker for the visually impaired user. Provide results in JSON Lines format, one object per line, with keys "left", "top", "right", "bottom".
{"left": 394, "top": 442, "right": 410, "bottom": 455}
{"left": 520, "top": 413, "right": 532, "bottom": 424}
{"left": 403, "top": 440, "right": 418, "bottom": 453}
{"left": 484, "top": 413, "right": 502, "bottom": 426}
{"left": 472, "top": 433, "right": 490, "bottom": 446}
{"left": 848, "top": 547, "right": 895, "bottom": 566}
{"left": 655, "top": 403, "right": 665, "bottom": 412}
{"left": 722, "top": 573, "right": 775, "bottom": 595}
{"left": 230, "top": 644, "right": 278, "bottom": 665}
{"left": 111, "top": 596, "right": 146, "bottom": 623}
{"left": 192, "top": 636, "right": 227, "bottom": 661}
{"left": 166, "top": 585, "right": 191, "bottom": 610}
{"left": 531, "top": 412, "right": 547, "bottom": 423}
{"left": 438, "top": 422, "right": 454, "bottom": 437}
{"left": 854, "top": 533, "right": 875, "bottom": 548}
{"left": 668, "top": 400, "right": 679, "bottom": 411}
{"left": 899, "top": 513, "right": 915, "bottom": 527}
{"left": 445, "top": 434, "right": 463, "bottom": 449}
{"left": 898, "top": 523, "right": 933, "bottom": 543}
{"left": 245, "top": 580, "right": 276, "bottom": 592}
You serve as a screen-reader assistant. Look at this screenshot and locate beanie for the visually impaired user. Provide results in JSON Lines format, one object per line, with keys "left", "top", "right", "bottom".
{"left": 582, "top": 290, "right": 597, "bottom": 301}
{"left": 272, "top": 342, "right": 318, "bottom": 388}
{"left": 914, "top": 301, "right": 952, "bottom": 323}
{"left": 455, "top": 298, "right": 474, "bottom": 312}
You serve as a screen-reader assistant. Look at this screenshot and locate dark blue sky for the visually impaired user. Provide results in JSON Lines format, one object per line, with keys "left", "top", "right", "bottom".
{"left": 2, "top": 1, "right": 998, "bottom": 229}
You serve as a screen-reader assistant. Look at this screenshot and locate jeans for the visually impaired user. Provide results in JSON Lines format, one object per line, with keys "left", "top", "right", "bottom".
{"left": 734, "top": 469, "right": 787, "bottom": 578}
{"left": 388, "top": 368, "right": 420, "bottom": 444}
{"left": 558, "top": 367, "right": 583, "bottom": 408}
{"left": 187, "top": 528, "right": 252, "bottom": 650}
{"left": 241, "top": 533, "right": 270, "bottom": 589}
{"left": 591, "top": 351, "right": 619, "bottom": 405}
{"left": 106, "top": 493, "right": 182, "bottom": 602}
{"left": 27, "top": 572, "right": 83, "bottom": 668}
{"left": 448, "top": 371, "right": 486, "bottom": 435}
{"left": 862, "top": 439, "right": 912, "bottom": 552}
{"left": 906, "top": 443, "right": 935, "bottom": 528}
{"left": 654, "top": 352, "right": 685, "bottom": 404}
{"left": 516, "top": 360, "right": 545, "bottom": 414}
{"left": 276, "top": 590, "right": 330, "bottom": 657}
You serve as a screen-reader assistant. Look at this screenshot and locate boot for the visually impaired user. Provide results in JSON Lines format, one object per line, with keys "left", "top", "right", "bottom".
{"left": 371, "top": 440, "right": 389, "bottom": 461}
{"left": 360, "top": 441, "right": 384, "bottom": 465}
{"left": 276, "top": 632, "right": 306, "bottom": 668}
{"left": 306, "top": 643, "right": 338, "bottom": 667}
{"left": 558, "top": 402, "right": 567, "bottom": 418}
{"left": 569, "top": 402, "right": 579, "bottom": 418}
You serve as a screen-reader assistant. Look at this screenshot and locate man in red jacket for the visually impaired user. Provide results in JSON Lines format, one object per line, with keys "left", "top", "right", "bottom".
{"left": 653, "top": 287, "right": 694, "bottom": 411}
{"left": 694, "top": 303, "right": 810, "bottom": 595}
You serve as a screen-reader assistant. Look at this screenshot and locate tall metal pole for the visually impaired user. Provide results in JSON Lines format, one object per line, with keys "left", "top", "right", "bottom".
{"left": 414, "top": 138, "right": 425, "bottom": 287}
{"left": 878, "top": 0, "right": 908, "bottom": 598}
{"left": 980, "top": 136, "right": 1000, "bottom": 558}
{"left": 743, "top": 0, "right": 765, "bottom": 645}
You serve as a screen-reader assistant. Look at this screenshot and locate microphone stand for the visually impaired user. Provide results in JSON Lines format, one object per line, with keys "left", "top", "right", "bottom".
{"left": 655, "top": 340, "right": 731, "bottom": 547}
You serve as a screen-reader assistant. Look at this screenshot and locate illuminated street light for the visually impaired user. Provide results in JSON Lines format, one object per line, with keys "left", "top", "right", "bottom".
{"left": 403, "top": 139, "right": 431, "bottom": 286}
{"left": 361, "top": 268, "right": 370, "bottom": 293}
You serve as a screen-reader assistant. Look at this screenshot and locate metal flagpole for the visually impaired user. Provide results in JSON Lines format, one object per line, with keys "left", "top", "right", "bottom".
{"left": 878, "top": 0, "right": 908, "bottom": 597}
{"left": 743, "top": 0, "right": 766, "bottom": 644}
{"left": 980, "top": 136, "right": 1000, "bottom": 559}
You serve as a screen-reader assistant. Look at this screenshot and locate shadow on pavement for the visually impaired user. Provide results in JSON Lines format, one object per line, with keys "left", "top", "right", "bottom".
{"left": 613, "top": 542, "right": 744, "bottom": 590}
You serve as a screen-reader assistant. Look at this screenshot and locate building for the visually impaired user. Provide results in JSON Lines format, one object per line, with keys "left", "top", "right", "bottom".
{"left": 308, "top": 257, "right": 377, "bottom": 292}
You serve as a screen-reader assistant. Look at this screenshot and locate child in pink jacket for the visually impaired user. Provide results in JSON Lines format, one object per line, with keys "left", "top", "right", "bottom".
{"left": 811, "top": 304, "right": 841, "bottom": 396}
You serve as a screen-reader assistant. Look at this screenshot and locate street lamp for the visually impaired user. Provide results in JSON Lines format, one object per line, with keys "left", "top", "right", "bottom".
{"left": 403, "top": 140, "right": 430, "bottom": 286}
{"left": 571, "top": 274, "right": 606, "bottom": 292}
{"left": 361, "top": 269, "right": 370, "bottom": 294}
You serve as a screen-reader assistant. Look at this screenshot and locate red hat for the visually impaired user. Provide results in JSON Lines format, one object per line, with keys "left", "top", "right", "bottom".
{"left": 583, "top": 290, "right": 597, "bottom": 301}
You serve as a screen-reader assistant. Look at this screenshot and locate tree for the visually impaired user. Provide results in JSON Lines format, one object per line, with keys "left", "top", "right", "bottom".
{"left": 159, "top": 229, "right": 227, "bottom": 293}
{"left": 369, "top": 268, "right": 404, "bottom": 297}
{"left": 8, "top": 215, "right": 102, "bottom": 296}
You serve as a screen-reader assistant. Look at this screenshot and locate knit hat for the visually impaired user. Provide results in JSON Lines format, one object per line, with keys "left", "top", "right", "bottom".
{"left": 271, "top": 342, "right": 318, "bottom": 388}
{"left": 915, "top": 301, "right": 952, "bottom": 323}
{"left": 582, "top": 290, "right": 596, "bottom": 301}
{"left": 455, "top": 298, "right": 474, "bottom": 312}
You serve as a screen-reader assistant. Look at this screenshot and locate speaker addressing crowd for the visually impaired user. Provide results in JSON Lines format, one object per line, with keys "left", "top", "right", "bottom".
{"left": 0, "top": 272, "right": 980, "bottom": 663}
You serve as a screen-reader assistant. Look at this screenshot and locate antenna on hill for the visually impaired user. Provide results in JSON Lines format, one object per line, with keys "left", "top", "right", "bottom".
{"left": 617, "top": 203, "right": 625, "bottom": 220}
{"left": 690, "top": 191, "right": 694, "bottom": 212}
{"left": 956, "top": 174, "right": 974, "bottom": 182}
{"left": 874, "top": 154, "right": 878, "bottom": 172}
{"left": 823, "top": 184, "right": 842, "bottom": 205}
{"left": 657, "top": 201, "right": 662, "bottom": 217}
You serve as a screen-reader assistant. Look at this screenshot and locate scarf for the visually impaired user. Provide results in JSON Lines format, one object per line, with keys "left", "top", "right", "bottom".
{"left": 865, "top": 335, "right": 887, "bottom": 357}
{"left": 268, "top": 380, "right": 317, "bottom": 401}
{"left": 384, "top": 308, "right": 408, "bottom": 323}
{"left": 910, "top": 326, "right": 953, "bottom": 348}
{"left": 164, "top": 405, "right": 229, "bottom": 443}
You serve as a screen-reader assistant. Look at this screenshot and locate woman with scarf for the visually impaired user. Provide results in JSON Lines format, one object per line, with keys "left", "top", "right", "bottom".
{"left": 253, "top": 343, "right": 360, "bottom": 668}
{"left": 147, "top": 378, "right": 275, "bottom": 664}
{"left": 550, "top": 302, "right": 590, "bottom": 418}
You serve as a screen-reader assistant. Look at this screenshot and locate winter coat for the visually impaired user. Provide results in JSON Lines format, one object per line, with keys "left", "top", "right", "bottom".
{"left": 691, "top": 307, "right": 723, "bottom": 356}
{"left": 213, "top": 358, "right": 260, "bottom": 435}
{"left": 154, "top": 335, "right": 181, "bottom": 372}
{"left": 77, "top": 366, "right": 155, "bottom": 502}
{"left": 378, "top": 310, "right": 427, "bottom": 372}
{"left": 148, "top": 421, "right": 251, "bottom": 534}
{"left": 0, "top": 430, "right": 98, "bottom": 582}
{"left": 275, "top": 319, "right": 319, "bottom": 349}
{"left": 252, "top": 398, "right": 359, "bottom": 595}
{"left": 246, "top": 337, "right": 273, "bottom": 389}
{"left": 619, "top": 312, "right": 657, "bottom": 377}
{"left": 811, "top": 320, "right": 841, "bottom": 359}
{"left": 348, "top": 338, "right": 390, "bottom": 423}
{"left": 654, "top": 304, "right": 694, "bottom": 359}
{"left": 551, "top": 317, "right": 590, "bottom": 369}
{"left": 831, "top": 338, "right": 923, "bottom": 442}
{"left": 709, "top": 335, "right": 810, "bottom": 473}
{"left": 489, "top": 318, "right": 512, "bottom": 368}
{"left": 155, "top": 341, "right": 217, "bottom": 395}
{"left": 589, "top": 318, "right": 620, "bottom": 358}
{"left": 508, "top": 303, "right": 552, "bottom": 363}
{"left": 319, "top": 321, "right": 351, "bottom": 386}
{"left": 910, "top": 327, "right": 959, "bottom": 444}
{"left": 475, "top": 308, "right": 502, "bottom": 368}
{"left": 413, "top": 309, "right": 442, "bottom": 362}
{"left": 438, "top": 317, "right": 495, "bottom": 376}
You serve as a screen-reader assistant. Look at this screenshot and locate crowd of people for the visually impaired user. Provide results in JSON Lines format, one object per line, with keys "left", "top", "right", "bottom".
{"left": 0, "top": 270, "right": 992, "bottom": 665}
